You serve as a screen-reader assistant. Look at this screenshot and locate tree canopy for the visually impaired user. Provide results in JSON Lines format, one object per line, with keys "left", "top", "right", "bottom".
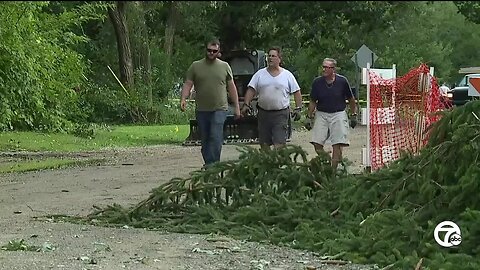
{"left": 1, "top": 1, "right": 480, "bottom": 132}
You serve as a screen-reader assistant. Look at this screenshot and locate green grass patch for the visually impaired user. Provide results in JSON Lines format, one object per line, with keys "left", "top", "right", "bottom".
{"left": 0, "top": 124, "right": 190, "bottom": 152}
{"left": 0, "top": 158, "right": 105, "bottom": 174}
{"left": 1, "top": 239, "right": 41, "bottom": 252}
{"left": 1, "top": 239, "right": 56, "bottom": 252}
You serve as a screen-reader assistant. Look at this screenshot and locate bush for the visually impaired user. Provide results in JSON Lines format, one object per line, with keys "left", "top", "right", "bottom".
{"left": 0, "top": 2, "right": 95, "bottom": 133}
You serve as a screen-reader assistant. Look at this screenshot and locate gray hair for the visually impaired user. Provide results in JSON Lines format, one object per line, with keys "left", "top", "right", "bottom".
{"left": 323, "top": 58, "right": 337, "bottom": 67}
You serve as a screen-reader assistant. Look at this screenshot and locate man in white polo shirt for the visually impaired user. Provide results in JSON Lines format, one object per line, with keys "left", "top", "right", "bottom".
{"left": 241, "top": 46, "right": 303, "bottom": 151}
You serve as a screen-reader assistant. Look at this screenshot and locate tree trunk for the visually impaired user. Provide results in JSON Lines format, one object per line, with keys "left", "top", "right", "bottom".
{"left": 108, "top": 1, "right": 134, "bottom": 89}
{"left": 163, "top": 1, "right": 179, "bottom": 92}
{"left": 144, "top": 45, "right": 152, "bottom": 106}
{"left": 137, "top": 1, "right": 152, "bottom": 107}
{"left": 164, "top": 1, "right": 179, "bottom": 58}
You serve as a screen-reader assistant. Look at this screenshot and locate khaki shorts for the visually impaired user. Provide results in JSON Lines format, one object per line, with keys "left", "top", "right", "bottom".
{"left": 310, "top": 111, "right": 350, "bottom": 146}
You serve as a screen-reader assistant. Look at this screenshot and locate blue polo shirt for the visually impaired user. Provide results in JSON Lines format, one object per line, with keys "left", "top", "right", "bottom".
{"left": 310, "top": 74, "right": 354, "bottom": 113}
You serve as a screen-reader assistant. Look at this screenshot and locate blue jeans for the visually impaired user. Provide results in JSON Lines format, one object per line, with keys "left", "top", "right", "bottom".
{"left": 196, "top": 110, "right": 228, "bottom": 166}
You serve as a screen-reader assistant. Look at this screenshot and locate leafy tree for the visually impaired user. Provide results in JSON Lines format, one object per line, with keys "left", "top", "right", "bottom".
{"left": 0, "top": 2, "right": 103, "bottom": 131}
{"left": 248, "top": 1, "right": 407, "bottom": 91}
{"left": 450, "top": 1, "right": 480, "bottom": 82}
{"left": 3, "top": 1, "right": 478, "bottom": 130}
{"left": 454, "top": 1, "right": 480, "bottom": 24}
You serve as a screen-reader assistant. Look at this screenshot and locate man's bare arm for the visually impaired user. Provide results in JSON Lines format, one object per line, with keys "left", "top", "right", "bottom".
{"left": 243, "top": 86, "right": 256, "bottom": 106}
{"left": 307, "top": 99, "right": 316, "bottom": 118}
{"left": 348, "top": 96, "right": 357, "bottom": 115}
{"left": 227, "top": 80, "right": 241, "bottom": 118}
{"left": 293, "top": 90, "right": 303, "bottom": 108}
{"left": 180, "top": 80, "right": 194, "bottom": 111}
{"left": 181, "top": 80, "right": 194, "bottom": 101}
{"left": 227, "top": 80, "right": 239, "bottom": 108}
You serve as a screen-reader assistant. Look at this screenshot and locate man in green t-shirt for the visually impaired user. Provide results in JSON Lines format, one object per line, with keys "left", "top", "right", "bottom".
{"left": 180, "top": 39, "right": 241, "bottom": 167}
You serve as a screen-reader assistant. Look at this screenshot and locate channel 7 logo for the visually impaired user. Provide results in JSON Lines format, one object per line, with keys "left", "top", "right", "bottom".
{"left": 434, "top": 221, "right": 462, "bottom": 247}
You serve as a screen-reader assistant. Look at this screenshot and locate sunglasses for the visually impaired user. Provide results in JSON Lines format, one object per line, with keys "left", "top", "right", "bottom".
{"left": 322, "top": 66, "right": 335, "bottom": 69}
{"left": 207, "top": 49, "right": 219, "bottom": 53}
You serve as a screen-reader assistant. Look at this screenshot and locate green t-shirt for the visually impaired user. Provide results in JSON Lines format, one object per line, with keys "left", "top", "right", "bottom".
{"left": 186, "top": 58, "right": 233, "bottom": 111}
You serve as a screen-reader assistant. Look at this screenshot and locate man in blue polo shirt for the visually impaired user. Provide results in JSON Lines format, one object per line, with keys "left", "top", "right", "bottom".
{"left": 307, "top": 58, "right": 357, "bottom": 170}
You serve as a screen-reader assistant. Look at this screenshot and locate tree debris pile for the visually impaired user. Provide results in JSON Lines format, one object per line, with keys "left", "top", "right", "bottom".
{"left": 88, "top": 101, "right": 480, "bottom": 269}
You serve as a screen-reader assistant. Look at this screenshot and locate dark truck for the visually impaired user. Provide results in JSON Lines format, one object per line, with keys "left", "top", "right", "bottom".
{"left": 449, "top": 67, "right": 479, "bottom": 106}
{"left": 183, "top": 49, "right": 293, "bottom": 146}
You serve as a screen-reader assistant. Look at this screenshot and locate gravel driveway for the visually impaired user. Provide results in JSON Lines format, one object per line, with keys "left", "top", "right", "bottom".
{"left": 0, "top": 127, "right": 373, "bottom": 270}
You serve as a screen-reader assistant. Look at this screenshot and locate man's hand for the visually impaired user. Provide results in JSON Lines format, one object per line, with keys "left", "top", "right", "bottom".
{"left": 291, "top": 107, "right": 302, "bottom": 121}
{"left": 241, "top": 103, "right": 252, "bottom": 116}
{"left": 304, "top": 116, "right": 314, "bottom": 130}
{"left": 234, "top": 106, "right": 241, "bottom": 120}
{"left": 349, "top": 114, "right": 358, "bottom": 129}
{"left": 180, "top": 98, "right": 187, "bottom": 112}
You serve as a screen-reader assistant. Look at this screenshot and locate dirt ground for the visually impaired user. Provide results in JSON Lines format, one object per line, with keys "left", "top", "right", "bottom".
{"left": 0, "top": 126, "right": 373, "bottom": 270}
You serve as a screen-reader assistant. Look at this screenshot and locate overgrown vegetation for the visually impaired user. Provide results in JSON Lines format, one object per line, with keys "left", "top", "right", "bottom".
{"left": 70, "top": 101, "right": 480, "bottom": 269}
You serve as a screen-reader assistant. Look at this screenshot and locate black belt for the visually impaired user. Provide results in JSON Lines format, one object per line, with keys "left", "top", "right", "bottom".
{"left": 319, "top": 109, "right": 345, "bottom": 113}
{"left": 257, "top": 105, "right": 289, "bottom": 112}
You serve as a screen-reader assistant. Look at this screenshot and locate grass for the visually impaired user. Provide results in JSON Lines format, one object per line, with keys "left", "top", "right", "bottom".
{"left": 0, "top": 124, "right": 190, "bottom": 152}
{"left": 1, "top": 239, "right": 41, "bottom": 252}
{"left": 0, "top": 158, "right": 105, "bottom": 174}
